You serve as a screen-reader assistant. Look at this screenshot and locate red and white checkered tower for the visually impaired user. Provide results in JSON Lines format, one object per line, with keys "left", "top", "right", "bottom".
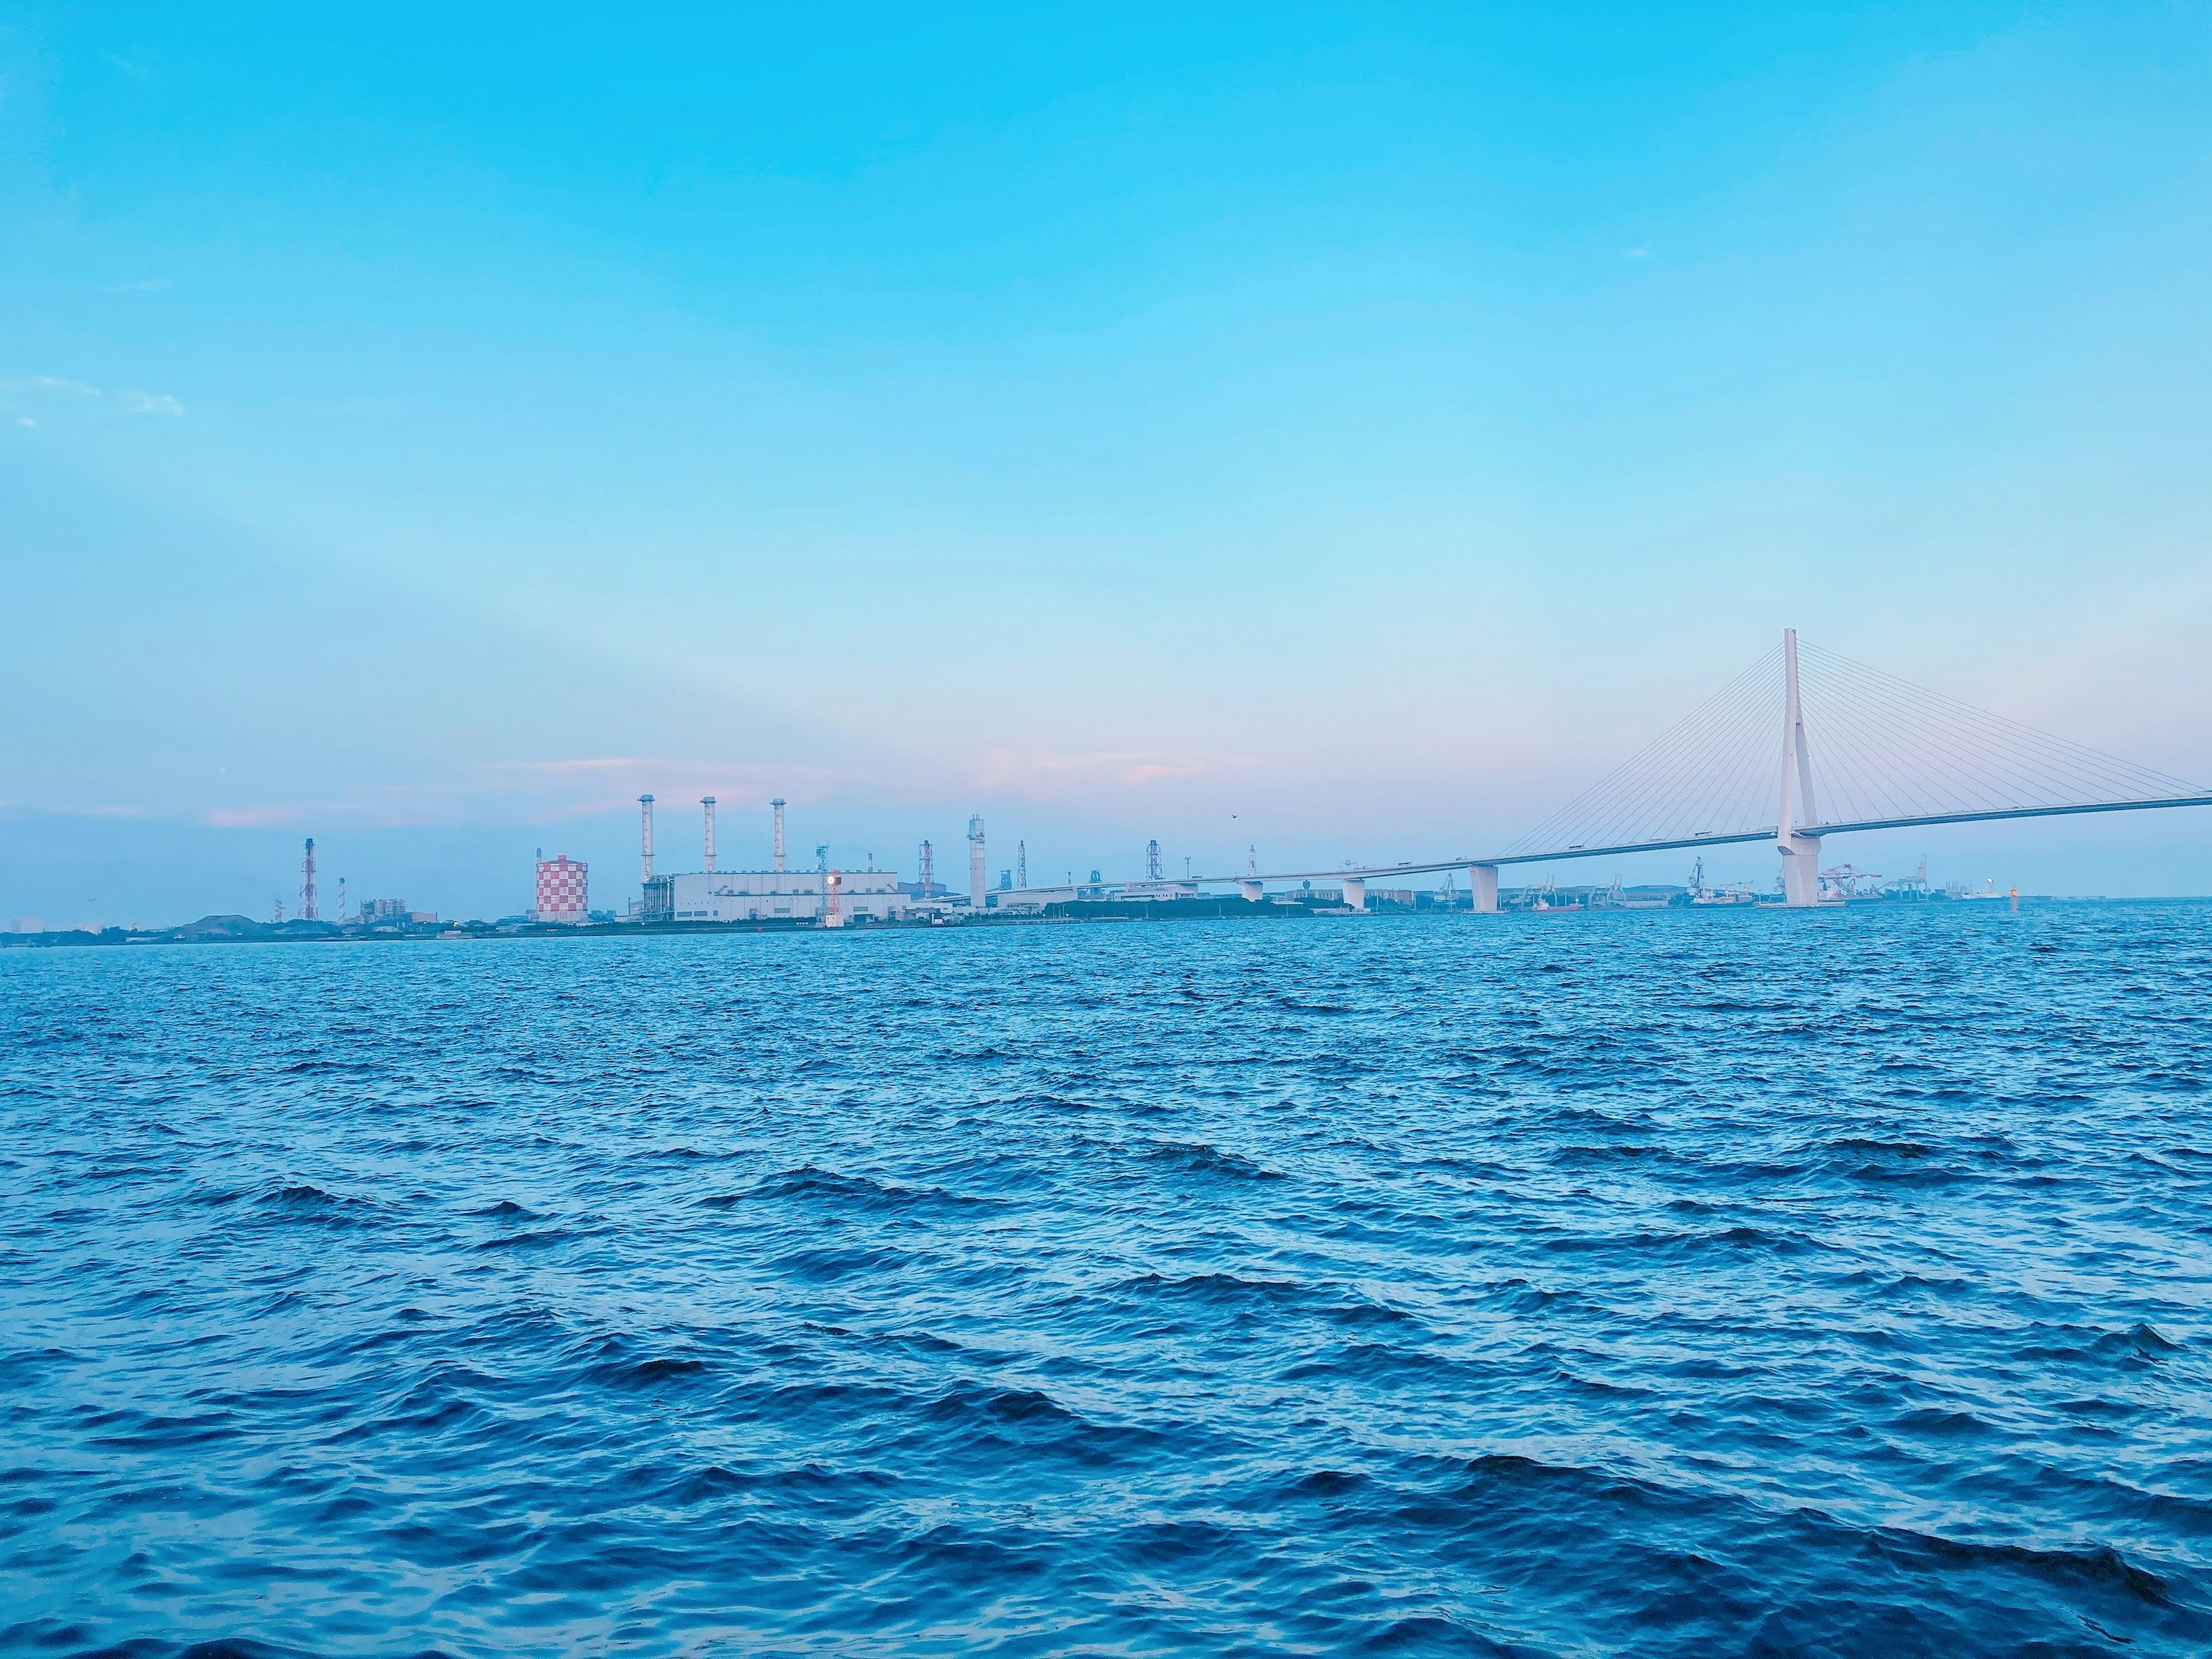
{"left": 535, "top": 855, "right": 589, "bottom": 924}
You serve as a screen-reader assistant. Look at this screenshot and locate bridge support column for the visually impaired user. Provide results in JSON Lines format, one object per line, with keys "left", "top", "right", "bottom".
{"left": 1469, "top": 865, "right": 1498, "bottom": 914}
{"left": 1240, "top": 879, "right": 1264, "bottom": 904}
{"left": 1341, "top": 876, "right": 1367, "bottom": 912}
{"left": 1778, "top": 831, "right": 1823, "bottom": 907}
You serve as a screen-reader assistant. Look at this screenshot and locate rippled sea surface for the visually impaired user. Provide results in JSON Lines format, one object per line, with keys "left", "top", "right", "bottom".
{"left": 5, "top": 904, "right": 2212, "bottom": 1657}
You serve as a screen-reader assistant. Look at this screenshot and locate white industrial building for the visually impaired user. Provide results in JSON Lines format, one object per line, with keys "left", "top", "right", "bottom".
{"left": 630, "top": 795, "right": 914, "bottom": 924}
{"left": 656, "top": 868, "right": 906, "bottom": 924}
{"left": 984, "top": 877, "right": 1201, "bottom": 914}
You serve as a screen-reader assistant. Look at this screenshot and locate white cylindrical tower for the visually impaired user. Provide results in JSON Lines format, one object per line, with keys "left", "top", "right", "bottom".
{"left": 639, "top": 794, "right": 656, "bottom": 883}
{"left": 967, "top": 815, "right": 986, "bottom": 908}
{"left": 702, "top": 796, "right": 717, "bottom": 874}
{"left": 772, "top": 798, "right": 786, "bottom": 873}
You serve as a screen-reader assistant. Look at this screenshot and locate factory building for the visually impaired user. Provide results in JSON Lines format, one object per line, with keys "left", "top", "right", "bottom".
{"left": 632, "top": 797, "right": 912, "bottom": 923}
{"left": 359, "top": 897, "right": 439, "bottom": 927}
{"left": 645, "top": 868, "right": 906, "bottom": 924}
{"left": 986, "top": 876, "right": 1200, "bottom": 914}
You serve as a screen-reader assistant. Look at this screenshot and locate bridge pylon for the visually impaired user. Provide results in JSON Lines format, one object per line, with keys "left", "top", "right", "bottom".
{"left": 1777, "top": 627, "right": 1824, "bottom": 907}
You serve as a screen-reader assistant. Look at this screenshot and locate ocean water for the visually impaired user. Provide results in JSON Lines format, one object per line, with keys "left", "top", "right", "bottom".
{"left": 4, "top": 904, "right": 2211, "bottom": 1658}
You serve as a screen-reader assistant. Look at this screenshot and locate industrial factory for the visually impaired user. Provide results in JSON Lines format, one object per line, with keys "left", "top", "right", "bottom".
{"left": 619, "top": 797, "right": 1203, "bottom": 925}
{"left": 632, "top": 796, "right": 915, "bottom": 926}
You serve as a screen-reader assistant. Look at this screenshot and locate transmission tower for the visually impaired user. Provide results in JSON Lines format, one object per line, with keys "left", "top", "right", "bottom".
{"left": 1146, "top": 839, "right": 1162, "bottom": 880}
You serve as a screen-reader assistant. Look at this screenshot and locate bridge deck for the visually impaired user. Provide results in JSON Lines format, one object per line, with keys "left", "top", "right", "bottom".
{"left": 1202, "top": 794, "right": 2212, "bottom": 887}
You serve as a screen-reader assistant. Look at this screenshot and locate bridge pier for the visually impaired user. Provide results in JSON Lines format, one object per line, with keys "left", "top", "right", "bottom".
{"left": 1778, "top": 831, "right": 1823, "bottom": 907}
{"left": 1341, "top": 876, "right": 1367, "bottom": 912}
{"left": 1468, "top": 865, "right": 1498, "bottom": 914}
{"left": 1240, "top": 878, "right": 1264, "bottom": 904}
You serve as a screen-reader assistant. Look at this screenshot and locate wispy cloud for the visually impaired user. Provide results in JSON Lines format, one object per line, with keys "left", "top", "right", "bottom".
{"left": 1, "top": 377, "right": 183, "bottom": 415}
{"left": 495, "top": 756, "right": 666, "bottom": 777}
{"left": 101, "top": 51, "right": 149, "bottom": 78}
{"left": 487, "top": 757, "right": 846, "bottom": 796}
{"left": 269, "top": 760, "right": 861, "bottom": 831}
{"left": 206, "top": 805, "right": 302, "bottom": 828}
{"left": 0, "top": 802, "right": 150, "bottom": 819}
{"left": 979, "top": 748, "right": 1250, "bottom": 791}
{"left": 1, "top": 376, "right": 101, "bottom": 397}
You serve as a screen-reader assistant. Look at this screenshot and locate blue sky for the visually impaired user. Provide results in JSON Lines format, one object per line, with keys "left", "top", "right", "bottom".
{"left": 4, "top": 3, "right": 2210, "bottom": 923}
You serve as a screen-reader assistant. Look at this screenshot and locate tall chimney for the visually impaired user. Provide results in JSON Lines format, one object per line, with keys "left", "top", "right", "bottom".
{"left": 967, "top": 815, "right": 986, "bottom": 908}
{"left": 300, "top": 838, "right": 319, "bottom": 921}
{"left": 772, "top": 798, "right": 786, "bottom": 873}
{"left": 702, "top": 797, "right": 717, "bottom": 874}
{"left": 639, "top": 795, "right": 656, "bottom": 883}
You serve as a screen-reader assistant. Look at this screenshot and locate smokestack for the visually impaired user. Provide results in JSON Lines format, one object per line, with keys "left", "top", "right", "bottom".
{"left": 702, "top": 797, "right": 717, "bottom": 873}
{"left": 639, "top": 795, "right": 656, "bottom": 883}
{"left": 301, "top": 838, "right": 319, "bottom": 921}
{"left": 919, "top": 839, "right": 933, "bottom": 897}
{"left": 967, "top": 815, "right": 986, "bottom": 908}
{"left": 772, "top": 798, "right": 786, "bottom": 873}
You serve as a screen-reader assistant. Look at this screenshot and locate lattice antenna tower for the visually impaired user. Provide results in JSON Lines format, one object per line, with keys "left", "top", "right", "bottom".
{"left": 1017, "top": 840, "right": 1028, "bottom": 888}
{"left": 1146, "top": 839, "right": 1163, "bottom": 880}
{"left": 300, "top": 838, "right": 318, "bottom": 921}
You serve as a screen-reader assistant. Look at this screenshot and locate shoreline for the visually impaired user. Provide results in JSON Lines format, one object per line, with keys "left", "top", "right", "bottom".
{"left": 1, "top": 891, "right": 2151, "bottom": 949}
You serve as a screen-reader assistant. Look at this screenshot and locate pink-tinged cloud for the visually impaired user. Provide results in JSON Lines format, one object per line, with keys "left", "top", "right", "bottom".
{"left": 486, "top": 758, "right": 849, "bottom": 798}
{"left": 978, "top": 748, "right": 1252, "bottom": 794}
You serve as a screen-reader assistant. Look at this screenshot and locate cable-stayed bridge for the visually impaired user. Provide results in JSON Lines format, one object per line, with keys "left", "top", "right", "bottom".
{"left": 1206, "top": 630, "right": 2210, "bottom": 910}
